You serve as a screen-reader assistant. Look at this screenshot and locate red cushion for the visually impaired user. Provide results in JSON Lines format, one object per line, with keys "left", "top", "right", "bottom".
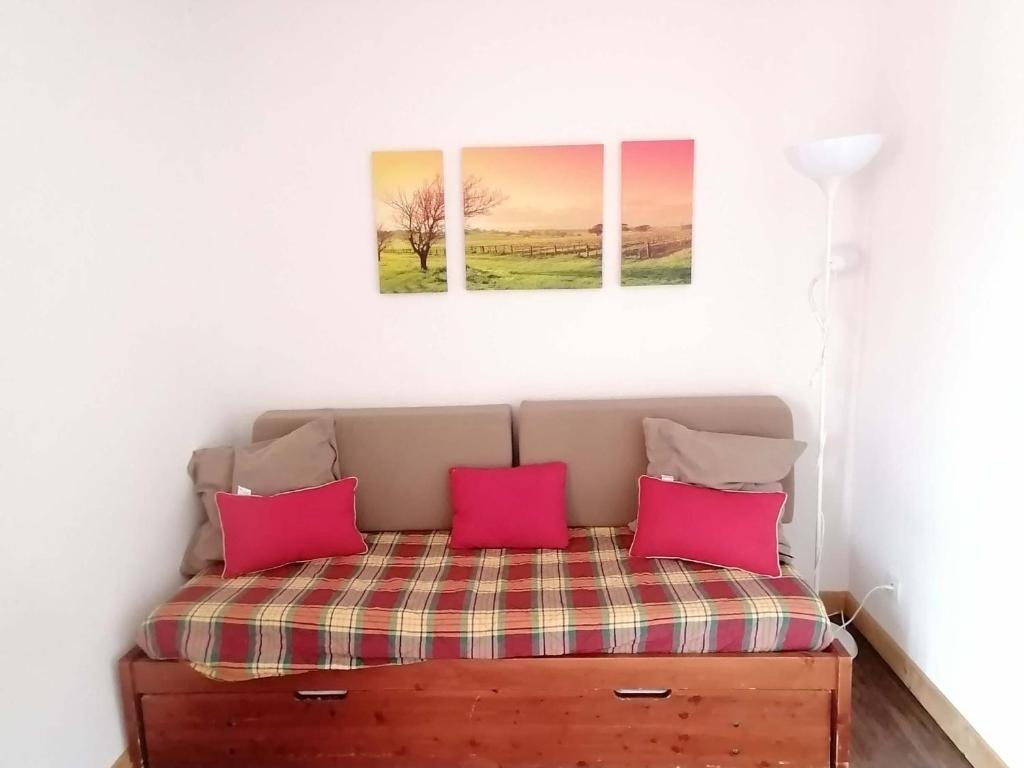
{"left": 629, "top": 476, "right": 785, "bottom": 577}
{"left": 217, "top": 478, "right": 367, "bottom": 578}
{"left": 449, "top": 463, "right": 569, "bottom": 549}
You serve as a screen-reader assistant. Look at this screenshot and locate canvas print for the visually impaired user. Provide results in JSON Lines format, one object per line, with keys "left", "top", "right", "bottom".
{"left": 462, "top": 144, "right": 603, "bottom": 290}
{"left": 372, "top": 150, "right": 447, "bottom": 293}
{"left": 620, "top": 139, "right": 694, "bottom": 286}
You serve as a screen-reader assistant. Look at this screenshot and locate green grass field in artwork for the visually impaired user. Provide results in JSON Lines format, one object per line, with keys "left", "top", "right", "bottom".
{"left": 378, "top": 247, "right": 447, "bottom": 293}
{"left": 466, "top": 254, "right": 601, "bottom": 290}
{"left": 620, "top": 248, "right": 692, "bottom": 286}
{"left": 464, "top": 230, "right": 601, "bottom": 290}
{"left": 620, "top": 225, "right": 692, "bottom": 286}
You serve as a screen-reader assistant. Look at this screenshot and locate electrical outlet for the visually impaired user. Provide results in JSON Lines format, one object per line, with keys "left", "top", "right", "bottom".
{"left": 884, "top": 575, "right": 901, "bottom": 603}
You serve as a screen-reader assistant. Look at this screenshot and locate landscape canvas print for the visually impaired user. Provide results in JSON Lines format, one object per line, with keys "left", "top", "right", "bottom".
{"left": 372, "top": 149, "right": 447, "bottom": 293}
{"left": 620, "top": 139, "right": 694, "bottom": 286}
{"left": 462, "top": 144, "right": 603, "bottom": 290}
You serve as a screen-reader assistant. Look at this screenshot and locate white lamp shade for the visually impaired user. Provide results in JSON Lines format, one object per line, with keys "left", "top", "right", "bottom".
{"left": 785, "top": 133, "right": 883, "bottom": 188}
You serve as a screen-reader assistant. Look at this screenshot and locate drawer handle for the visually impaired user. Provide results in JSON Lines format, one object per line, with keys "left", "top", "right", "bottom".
{"left": 294, "top": 689, "right": 349, "bottom": 701}
{"left": 613, "top": 688, "right": 671, "bottom": 699}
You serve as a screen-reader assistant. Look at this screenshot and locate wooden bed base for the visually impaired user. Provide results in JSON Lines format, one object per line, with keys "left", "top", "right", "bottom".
{"left": 119, "top": 643, "right": 851, "bottom": 768}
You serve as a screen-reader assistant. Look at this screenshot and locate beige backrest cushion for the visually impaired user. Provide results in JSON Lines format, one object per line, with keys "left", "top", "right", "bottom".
{"left": 181, "top": 418, "right": 340, "bottom": 575}
{"left": 518, "top": 396, "right": 797, "bottom": 526}
{"left": 644, "top": 417, "right": 806, "bottom": 490}
{"left": 252, "top": 405, "right": 513, "bottom": 531}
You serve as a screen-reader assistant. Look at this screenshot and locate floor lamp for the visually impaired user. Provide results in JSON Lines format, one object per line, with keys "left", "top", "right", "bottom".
{"left": 785, "top": 133, "right": 883, "bottom": 656}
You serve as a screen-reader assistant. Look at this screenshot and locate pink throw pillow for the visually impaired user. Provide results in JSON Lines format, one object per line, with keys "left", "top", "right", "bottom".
{"left": 449, "top": 462, "right": 569, "bottom": 549}
{"left": 629, "top": 475, "right": 785, "bottom": 577}
{"left": 217, "top": 478, "right": 366, "bottom": 578}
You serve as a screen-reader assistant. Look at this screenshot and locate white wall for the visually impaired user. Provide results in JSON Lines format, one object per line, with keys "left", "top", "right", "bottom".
{"left": 1, "top": 4, "right": 231, "bottom": 767}
{"left": 849, "top": 2, "right": 1024, "bottom": 766}
{"left": 3, "top": 2, "right": 879, "bottom": 765}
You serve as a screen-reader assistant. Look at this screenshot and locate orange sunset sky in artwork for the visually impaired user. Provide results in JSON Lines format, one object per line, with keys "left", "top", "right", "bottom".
{"left": 462, "top": 145, "right": 603, "bottom": 231}
{"left": 372, "top": 149, "right": 442, "bottom": 227}
{"left": 621, "top": 140, "right": 694, "bottom": 228}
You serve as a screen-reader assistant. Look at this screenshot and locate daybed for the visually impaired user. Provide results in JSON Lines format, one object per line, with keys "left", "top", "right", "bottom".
{"left": 120, "top": 396, "right": 850, "bottom": 768}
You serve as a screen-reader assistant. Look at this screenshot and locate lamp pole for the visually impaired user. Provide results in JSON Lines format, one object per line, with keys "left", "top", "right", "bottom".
{"left": 812, "top": 181, "right": 839, "bottom": 594}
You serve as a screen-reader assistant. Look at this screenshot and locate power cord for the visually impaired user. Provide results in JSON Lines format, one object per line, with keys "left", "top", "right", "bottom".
{"left": 830, "top": 583, "right": 896, "bottom": 628}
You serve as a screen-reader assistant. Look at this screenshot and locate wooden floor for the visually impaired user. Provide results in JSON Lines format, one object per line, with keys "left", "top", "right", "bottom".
{"left": 850, "top": 627, "right": 972, "bottom": 767}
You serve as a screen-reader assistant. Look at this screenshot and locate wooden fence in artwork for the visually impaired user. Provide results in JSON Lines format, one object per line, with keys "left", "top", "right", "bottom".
{"left": 384, "top": 237, "right": 688, "bottom": 261}
{"left": 466, "top": 241, "right": 601, "bottom": 259}
{"left": 621, "top": 238, "right": 690, "bottom": 261}
{"left": 386, "top": 245, "right": 446, "bottom": 257}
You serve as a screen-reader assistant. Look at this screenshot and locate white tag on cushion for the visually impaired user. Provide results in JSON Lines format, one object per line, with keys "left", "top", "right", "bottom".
{"left": 236, "top": 485, "right": 252, "bottom": 496}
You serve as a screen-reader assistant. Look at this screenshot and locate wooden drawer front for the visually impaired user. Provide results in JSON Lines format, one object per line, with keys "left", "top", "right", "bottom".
{"left": 142, "top": 688, "right": 832, "bottom": 768}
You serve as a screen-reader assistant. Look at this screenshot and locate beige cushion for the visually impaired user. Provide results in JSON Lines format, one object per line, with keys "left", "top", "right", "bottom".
{"left": 643, "top": 417, "right": 806, "bottom": 490}
{"left": 180, "top": 445, "right": 234, "bottom": 575}
{"left": 180, "top": 419, "right": 340, "bottom": 575}
{"left": 518, "top": 396, "right": 798, "bottom": 526}
{"left": 232, "top": 420, "right": 341, "bottom": 495}
{"left": 252, "top": 405, "right": 513, "bottom": 531}
{"left": 630, "top": 418, "right": 806, "bottom": 557}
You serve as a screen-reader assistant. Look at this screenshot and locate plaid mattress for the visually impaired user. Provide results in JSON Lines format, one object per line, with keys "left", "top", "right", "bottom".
{"left": 139, "top": 527, "right": 832, "bottom": 680}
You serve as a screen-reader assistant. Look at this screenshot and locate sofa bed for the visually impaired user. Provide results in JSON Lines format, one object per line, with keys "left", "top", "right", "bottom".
{"left": 119, "top": 396, "right": 850, "bottom": 768}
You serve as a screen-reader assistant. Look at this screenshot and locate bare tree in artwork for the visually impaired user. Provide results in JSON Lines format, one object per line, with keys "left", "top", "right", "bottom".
{"left": 463, "top": 175, "right": 506, "bottom": 219}
{"left": 387, "top": 175, "right": 504, "bottom": 272}
{"left": 387, "top": 175, "right": 445, "bottom": 272}
{"left": 375, "top": 224, "right": 391, "bottom": 261}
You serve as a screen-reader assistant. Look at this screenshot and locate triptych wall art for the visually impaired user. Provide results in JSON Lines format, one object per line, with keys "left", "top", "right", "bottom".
{"left": 371, "top": 140, "right": 694, "bottom": 294}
